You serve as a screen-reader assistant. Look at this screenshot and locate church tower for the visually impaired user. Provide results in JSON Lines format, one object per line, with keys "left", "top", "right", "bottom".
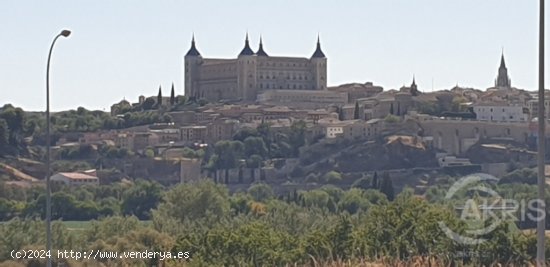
{"left": 237, "top": 33, "right": 258, "bottom": 101}
{"left": 184, "top": 35, "right": 202, "bottom": 99}
{"left": 310, "top": 35, "right": 327, "bottom": 90}
{"left": 495, "top": 52, "right": 511, "bottom": 89}
{"left": 410, "top": 75, "right": 420, "bottom": 96}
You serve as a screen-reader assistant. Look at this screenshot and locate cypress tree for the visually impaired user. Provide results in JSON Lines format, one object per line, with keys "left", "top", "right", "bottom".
{"left": 157, "top": 85, "right": 163, "bottom": 107}
{"left": 338, "top": 106, "right": 344, "bottom": 121}
{"left": 353, "top": 101, "right": 360, "bottom": 119}
{"left": 170, "top": 82, "right": 175, "bottom": 106}
{"left": 371, "top": 171, "right": 379, "bottom": 189}
{"left": 380, "top": 172, "right": 395, "bottom": 201}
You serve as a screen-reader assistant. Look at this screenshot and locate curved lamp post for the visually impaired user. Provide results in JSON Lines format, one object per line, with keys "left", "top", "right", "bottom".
{"left": 45, "top": 29, "right": 71, "bottom": 267}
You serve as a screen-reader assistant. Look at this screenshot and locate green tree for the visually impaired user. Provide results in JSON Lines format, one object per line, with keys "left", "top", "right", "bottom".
{"left": 247, "top": 183, "right": 274, "bottom": 202}
{"left": 288, "top": 120, "right": 306, "bottom": 156}
{"left": 153, "top": 180, "right": 230, "bottom": 223}
{"left": 142, "top": 98, "right": 156, "bottom": 110}
{"left": 0, "top": 119, "right": 8, "bottom": 154}
{"left": 329, "top": 215, "right": 354, "bottom": 260}
{"left": 499, "top": 168, "right": 537, "bottom": 185}
{"left": 351, "top": 175, "right": 371, "bottom": 190}
{"left": 244, "top": 136, "right": 268, "bottom": 158}
{"left": 322, "top": 171, "right": 342, "bottom": 184}
{"left": 157, "top": 85, "right": 163, "bottom": 107}
{"left": 371, "top": 171, "right": 379, "bottom": 189}
{"left": 338, "top": 188, "right": 370, "bottom": 214}
{"left": 246, "top": 154, "right": 263, "bottom": 182}
{"left": 353, "top": 101, "right": 360, "bottom": 119}
{"left": 301, "top": 189, "right": 330, "bottom": 208}
{"left": 213, "top": 140, "right": 244, "bottom": 183}
{"left": 170, "top": 83, "right": 175, "bottom": 106}
{"left": 380, "top": 171, "right": 395, "bottom": 201}
{"left": 121, "top": 180, "right": 163, "bottom": 220}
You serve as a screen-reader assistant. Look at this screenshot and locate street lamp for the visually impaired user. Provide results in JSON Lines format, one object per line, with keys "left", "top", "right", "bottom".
{"left": 45, "top": 29, "right": 71, "bottom": 267}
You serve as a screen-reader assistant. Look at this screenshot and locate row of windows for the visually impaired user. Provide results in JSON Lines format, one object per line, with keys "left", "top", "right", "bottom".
{"left": 258, "top": 73, "right": 312, "bottom": 80}
{"left": 259, "top": 62, "right": 312, "bottom": 68}
{"left": 476, "top": 107, "right": 521, "bottom": 113}
{"left": 260, "top": 84, "right": 314, "bottom": 90}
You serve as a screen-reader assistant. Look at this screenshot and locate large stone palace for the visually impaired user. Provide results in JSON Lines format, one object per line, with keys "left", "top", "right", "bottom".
{"left": 184, "top": 34, "right": 327, "bottom": 102}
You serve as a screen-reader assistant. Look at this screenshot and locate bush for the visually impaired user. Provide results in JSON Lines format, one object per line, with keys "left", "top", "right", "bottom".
{"left": 322, "top": 171, "right": 342, "bottom": 184}
{"left": 305, "top": 173, "right": 319, "bottom": 183}
{"left": 384, "top": 114, "right": 400, "bottom": 123}
{"left": 247, "top": 183, "right": 274, "bottom": 202}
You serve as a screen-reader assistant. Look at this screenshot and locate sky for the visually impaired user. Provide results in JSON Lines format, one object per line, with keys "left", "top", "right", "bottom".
{"left": 0, "top": 0, "right": 545, "bottom": 111}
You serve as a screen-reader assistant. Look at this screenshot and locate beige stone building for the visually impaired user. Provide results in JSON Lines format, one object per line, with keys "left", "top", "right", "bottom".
{"left": 180, "top": 125, "right": 208, "bottom": 143}
{"left": 184, "top": 34, "right": 327, "bottom": 102}
{"left": 50, "top": 172, "right": 99, "bottom": 186}
{"left": 180, "top": 158, "right": 203, "bottom": 183}
{"left": 257, "top": 89, "right": 347, "bottom": 109}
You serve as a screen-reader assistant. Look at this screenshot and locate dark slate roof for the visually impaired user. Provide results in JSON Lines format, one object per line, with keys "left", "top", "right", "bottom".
{"left": 311, "top": 36, "right": 325, "bottom": 58}
{"left": 255, "top": 37, "right": 268, "bottom": 56}
{"left": 185, "top": 35, "right": 201, "bottom": 56}
{"left": 239, "top": 34, "right": 255, "bottom": 56}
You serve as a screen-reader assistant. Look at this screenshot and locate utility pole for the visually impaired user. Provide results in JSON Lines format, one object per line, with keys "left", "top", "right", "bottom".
{"left": 537, "top": 0, "right": 546, "bottom": 265}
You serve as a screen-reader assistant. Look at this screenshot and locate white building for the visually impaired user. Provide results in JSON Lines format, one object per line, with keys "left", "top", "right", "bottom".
{"left": 50, "top": 172, "right": 99, "bottom": 186}
{"left": 437, "top": 156, "right": 472, "bottom": 167}
{"left": 473, "top": 102, "right": 526, "bottom": 122}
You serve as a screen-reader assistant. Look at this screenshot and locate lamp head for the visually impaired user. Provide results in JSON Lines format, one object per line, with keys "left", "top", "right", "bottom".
{"left": 60, "top": 30, "right": 71, "bottom": 37}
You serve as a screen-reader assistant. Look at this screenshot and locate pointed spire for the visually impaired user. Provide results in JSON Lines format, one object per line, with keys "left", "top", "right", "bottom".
{"left": 239, "top": 31, "right": 254, "bottom": 56}
{"left": 185, "top": 33, "right": 201, "bottom": 56}
{"left": 410, "top": 74, "right": 419, "bottom": 96}
{"left": 256, "top": 35, "right": 268, "bottom": 56}
{"left": 500, "top": 50, "right": 506, "bottom": 69}
{"left": 496, "top": 50, "right": 511, "bottom": 88}
{"left": 311, "top": 34, "right": 326, "bottom": 58}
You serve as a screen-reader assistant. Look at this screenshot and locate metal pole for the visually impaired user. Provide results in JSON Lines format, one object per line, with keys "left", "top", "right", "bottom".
{"left": 537, "top": 0, "right": 546, "bottom": 265}
{"left": 45, "top": 29, "right": 70, "bottom": 267}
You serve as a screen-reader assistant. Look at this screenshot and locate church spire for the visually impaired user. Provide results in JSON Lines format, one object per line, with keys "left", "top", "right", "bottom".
{"left": 495, "top": 51, "right": 511, "bottom": 88}
{"left": 311, "top": 34, "right": 326, "bottom": 58}
{"left": 239, "top": 32, "right": 254, "bottom": 56}
{"left": 185, "top": 34, "right": 201, "bottom": 56}
{"left": 500, "top": 51, "right": 506, "bottom": 69}
{"left": 410, "top": 74, "right": 419, "bottom": 96}
{"left": 256, "top": 35, "right": 268, "bottom": 56}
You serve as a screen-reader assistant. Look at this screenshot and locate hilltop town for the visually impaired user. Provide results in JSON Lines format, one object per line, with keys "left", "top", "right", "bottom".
{"left": 0, "top": 35, "right": 546, "bottom": 195}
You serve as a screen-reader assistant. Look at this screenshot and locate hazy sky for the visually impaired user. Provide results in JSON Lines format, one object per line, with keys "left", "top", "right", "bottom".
{"left": 0, "top": 1, "right": 545, "bottom": 111}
